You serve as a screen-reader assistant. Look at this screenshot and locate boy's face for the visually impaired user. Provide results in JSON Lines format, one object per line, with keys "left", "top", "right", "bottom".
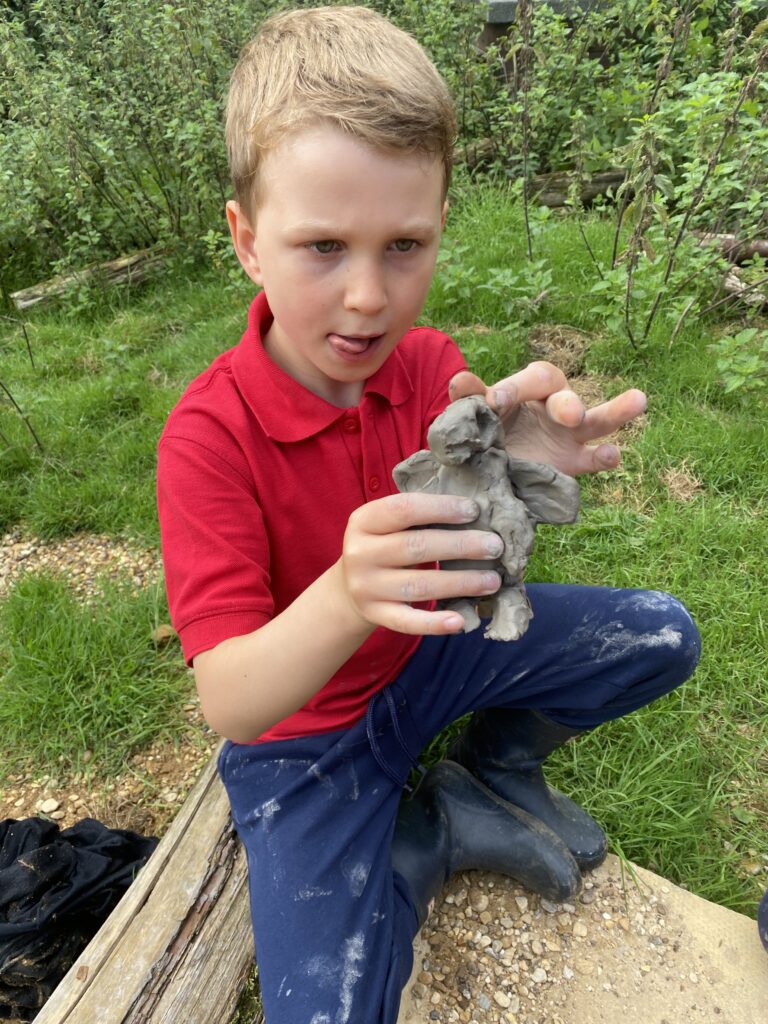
{"left": 227, "top": 124, "right": 447, "bottom": 407}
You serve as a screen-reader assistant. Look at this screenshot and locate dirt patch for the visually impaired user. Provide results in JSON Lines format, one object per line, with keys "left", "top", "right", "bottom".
{"left": 0, "top": 703, "right": 217, "bottom": 840}
{"left": 659, "top": 462, "right": 704, "bottom": 502}
{"left": 527, "top": 324, "right": 591, "bottom": 379}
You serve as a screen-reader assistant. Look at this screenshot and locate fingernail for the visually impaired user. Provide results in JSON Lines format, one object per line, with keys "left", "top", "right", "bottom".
{"left": 491, "top": 388, "right": 510, "bottom": 412}
{"left": 481, "top": 571, "right": 501, "bottom": 591}
{"left": 460, "top": 500, "right": 479, "bottom": 520}
{"left": 485, "top": 535, "right": 504, "bottom": 556}
{"left": 601, "top": 445, "right": 621, "bottom": 468}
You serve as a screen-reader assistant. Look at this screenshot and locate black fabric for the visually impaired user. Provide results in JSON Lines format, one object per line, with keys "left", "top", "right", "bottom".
{"left": 0, "top": 817, "right": 157, "bottom": 1021}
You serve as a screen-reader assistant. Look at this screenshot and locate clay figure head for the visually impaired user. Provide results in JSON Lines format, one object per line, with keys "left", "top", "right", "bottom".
{"left": 427, "top": 395, "right": 506, "bottom": 466}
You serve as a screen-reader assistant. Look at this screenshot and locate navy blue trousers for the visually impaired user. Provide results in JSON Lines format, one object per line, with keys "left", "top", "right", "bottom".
{"left": 218, "top": 584, "right": 701, "bottom": 1024}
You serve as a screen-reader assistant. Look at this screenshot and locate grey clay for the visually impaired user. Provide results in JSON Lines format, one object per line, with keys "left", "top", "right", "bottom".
{"left": 393, "top": 395, "right": 580, "bottom": 641}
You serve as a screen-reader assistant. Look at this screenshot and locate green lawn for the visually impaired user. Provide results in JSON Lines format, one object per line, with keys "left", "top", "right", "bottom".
{"left": 1, "top": 187, "right": 766, "bottom": 916}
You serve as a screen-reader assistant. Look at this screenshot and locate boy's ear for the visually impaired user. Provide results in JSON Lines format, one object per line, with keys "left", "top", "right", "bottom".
{"left": 440, "top": 200, "right": 449, "bottom": 230}
{"left": 226, "top": 200, "right": 263, "bottom": 286}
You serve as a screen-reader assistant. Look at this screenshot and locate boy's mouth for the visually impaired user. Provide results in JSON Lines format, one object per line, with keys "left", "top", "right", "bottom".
{"left": 328, "top": 332, "right": 384, "bottom": 360}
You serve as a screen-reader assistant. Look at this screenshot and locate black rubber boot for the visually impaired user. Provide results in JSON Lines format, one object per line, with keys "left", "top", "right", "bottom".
{"left": 391, "top": 760, "right": 581, "bottom": 928}
{"left": 448, "top": 709, "right": 608, "bottom": 871}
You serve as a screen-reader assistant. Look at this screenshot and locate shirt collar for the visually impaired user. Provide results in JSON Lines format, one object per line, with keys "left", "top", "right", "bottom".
{"left": 231, "top": 291, "right": 414, "bottom": 442}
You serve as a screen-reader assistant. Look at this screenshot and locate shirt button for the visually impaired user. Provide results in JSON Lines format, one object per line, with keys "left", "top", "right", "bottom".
{"left": 342, "top": 417, "right": 359, "bottom": 433}
{"left": 369, "top": 475, "right": 381, "bottom": 492}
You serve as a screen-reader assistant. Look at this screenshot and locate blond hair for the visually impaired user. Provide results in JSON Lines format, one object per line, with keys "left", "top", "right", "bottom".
{"left": 225, "top": 5, "right": 456, "bottom": 215}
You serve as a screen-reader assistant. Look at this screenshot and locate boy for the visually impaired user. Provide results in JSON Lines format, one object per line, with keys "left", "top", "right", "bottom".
{"left": 157, "top": 7, "right": 700, "bottom": 1021}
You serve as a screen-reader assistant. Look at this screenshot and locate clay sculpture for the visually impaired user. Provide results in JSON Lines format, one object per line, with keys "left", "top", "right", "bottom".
{"left": 393, "top": 395, "right": 580, "bottom": 641}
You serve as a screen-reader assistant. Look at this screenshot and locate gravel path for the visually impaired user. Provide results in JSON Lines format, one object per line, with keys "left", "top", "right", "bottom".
{"left": 401, "top": 866, "right": 668, "bottom": 1023}
{"left": 399, "top": 857, "right": 767, "bottom": 1024}
{"left": 0, "top": 528, "right": 161, "bottom": 601}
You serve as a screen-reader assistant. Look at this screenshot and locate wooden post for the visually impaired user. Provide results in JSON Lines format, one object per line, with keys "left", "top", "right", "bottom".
{"left": 33, "top": 749, "right": 256, "bottom": 1024}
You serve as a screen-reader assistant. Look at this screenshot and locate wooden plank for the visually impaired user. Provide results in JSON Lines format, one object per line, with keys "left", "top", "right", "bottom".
{"left": 33, "top": 749, "right": 255, "bottom": 1024}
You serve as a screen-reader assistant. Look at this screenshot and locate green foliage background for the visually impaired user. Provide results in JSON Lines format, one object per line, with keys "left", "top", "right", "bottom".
{"left": 2, "top": 0, "right": 767, "bottom": 295}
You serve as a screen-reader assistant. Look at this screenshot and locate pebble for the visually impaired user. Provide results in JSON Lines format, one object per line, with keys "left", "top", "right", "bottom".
{"left": 40, "top": 798, "right": 60, "bottom": 814}
{"left": 494, "top": 990, "right": 511, "bottom": 1008}
{"left": 575, "top": 958, "right": 596, "bottom": 975}
{"left": 470, "top": 890, "right": 490, "bottom": 912}
{"left": 531, "top": 968, "right": 548, "bottom": 983}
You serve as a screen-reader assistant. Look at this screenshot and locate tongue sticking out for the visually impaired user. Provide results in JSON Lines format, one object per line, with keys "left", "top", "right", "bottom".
{"left": 328, "top": 333, "right": 377, "bottom": 356}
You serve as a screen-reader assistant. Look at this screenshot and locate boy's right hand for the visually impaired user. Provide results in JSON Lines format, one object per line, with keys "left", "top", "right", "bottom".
{"left": 339, "top": 493, "right": 503, "bottom": 636}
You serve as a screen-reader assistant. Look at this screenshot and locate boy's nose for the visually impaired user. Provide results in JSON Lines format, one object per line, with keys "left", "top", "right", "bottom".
{"left": 343, "top": 260, "right": 387, "bottom": 315}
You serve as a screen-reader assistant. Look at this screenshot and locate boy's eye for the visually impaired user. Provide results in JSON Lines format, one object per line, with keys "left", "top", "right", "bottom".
{"left": 308, "top": 240, "right": 339, "bottom": 255}
{"left": 392, "top": 239, "right": 418, "bottom": 253}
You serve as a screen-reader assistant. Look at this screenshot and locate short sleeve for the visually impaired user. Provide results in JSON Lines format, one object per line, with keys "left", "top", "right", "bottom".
{"left": 157, "top": 434, "right": 274, "bottom": 665}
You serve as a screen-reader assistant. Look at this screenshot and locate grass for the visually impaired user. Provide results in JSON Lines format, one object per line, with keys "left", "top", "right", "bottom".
{"left": 0, "top": 573, "right": 191, "bottom": 775}
{"left": 0, "top": 185, "right": 766, "bottom": 920}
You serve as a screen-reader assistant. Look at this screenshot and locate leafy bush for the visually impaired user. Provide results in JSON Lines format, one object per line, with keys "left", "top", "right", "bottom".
{"left": 2, "top": 0, "right": 767, "bottom": 306}
{"left": 0, "top": 0, "right": 276, "bottom": 291}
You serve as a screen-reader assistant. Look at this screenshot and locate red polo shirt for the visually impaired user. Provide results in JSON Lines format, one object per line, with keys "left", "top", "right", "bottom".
{"left": 157, "top": 291, "right": 466, "bottom": 742}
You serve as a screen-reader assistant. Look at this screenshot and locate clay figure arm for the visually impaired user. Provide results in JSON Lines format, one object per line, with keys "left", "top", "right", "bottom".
{"left": 448, "top": 364, "right": 646, "bottom": 477}
{"left": 507, "top": 456, "right": 580, "bottom": 525}
{"left": 479, "top": 449, "right": 536, "bottom": 581}
{"left": 392, "top": 449, "right": 441, "bottom": 494}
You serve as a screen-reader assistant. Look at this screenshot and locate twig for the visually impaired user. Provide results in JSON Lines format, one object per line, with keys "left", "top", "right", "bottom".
{"left": 668, "top": 298, "right": 696, "bottom": 349}
{"left": 610, "top": 7, "right": 692, "bottom": 270}
{"left": 0, "top": 315, "right": 35, "bottom": 369}
{"left": 698, "top": 273, "right": 768, "bottom": 318}
{"left": 578, "top": 221, "right": 604, "bottom": 280}
{"left": 642, "top": 44, "right": 768, "bottom": 342}
{"left": 517, "top": 0, "right": 534, "bottom": 261}
{"left": 624, "top": 259, "right": 640, "bottom": 352}
{"left": 0, "top": 380, "right": 45, "bottom": 453}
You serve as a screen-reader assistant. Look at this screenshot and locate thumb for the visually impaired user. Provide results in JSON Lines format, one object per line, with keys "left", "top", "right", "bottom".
{"left": 448, "top": 370, "right": 488, "bottom": 402}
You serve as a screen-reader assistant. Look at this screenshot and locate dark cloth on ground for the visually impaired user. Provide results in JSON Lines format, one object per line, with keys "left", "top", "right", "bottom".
{"left": 0, "top": 817, "right": 157, "bottom": 1021}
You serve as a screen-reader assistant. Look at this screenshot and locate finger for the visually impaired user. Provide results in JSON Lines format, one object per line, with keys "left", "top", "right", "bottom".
{"left": 381, "top": 527, "right": 505, "bottom": 567}
{"left": 448, "top": 370, "right": 487, "bottom": 401}
{"left": 371, "top": 566, "right": 501, "bottom": 605}
{"left": 544, "top": 389, "right": 586, "bottom": 428}
{"left": 365, "top": 601, "right": 469, "bottom": 636}
{"left": 576, "top": 389, "right": 647, "bottom": 442}
{"left": 352, "top": 492, "right": 479, "bottom": 535}
{"left": 567, "top": 442, "right": 623, "bottom": 475}
{"left": 488, "top": 361, "right": 569, "bottom": 418}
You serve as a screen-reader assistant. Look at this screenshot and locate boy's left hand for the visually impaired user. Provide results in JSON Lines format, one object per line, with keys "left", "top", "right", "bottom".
{"left": 448, "top": 362, "right": 646, "bottom": 477}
